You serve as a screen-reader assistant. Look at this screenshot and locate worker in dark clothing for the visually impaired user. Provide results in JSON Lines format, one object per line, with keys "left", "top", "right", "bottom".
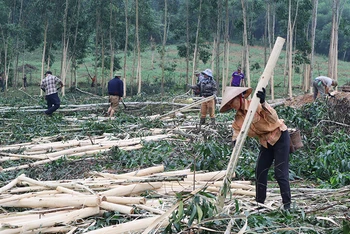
{"left": 220, "top": 86, "right": 291, "bottom": 210}
{"left": 107, "top": 71, "right": 124, "bottom": 117}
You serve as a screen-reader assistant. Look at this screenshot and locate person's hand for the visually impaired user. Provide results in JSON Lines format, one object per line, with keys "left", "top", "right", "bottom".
{"left": 328, "top": 93, "right": 335, "bottom": 98}
{"left": 231, "top": 140, "right": 236, "bottom": 148}
{"left": 256, "top": 88, "right": 266, "bottom": 104}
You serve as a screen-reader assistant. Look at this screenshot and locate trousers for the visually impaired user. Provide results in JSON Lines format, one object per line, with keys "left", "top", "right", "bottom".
{"left": 255, "top": 130, "right": 291, "bottom": 206}
{"left": 200, "top": 99, "right": 215, "bottom": 118}
{"left": 45, "top": 93, "right": 61, "bottom": 115}
{"left": 313, "top": 79, "right": 326, "bottom": 100}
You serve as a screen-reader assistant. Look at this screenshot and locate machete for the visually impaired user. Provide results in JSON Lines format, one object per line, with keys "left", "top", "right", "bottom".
{"left": 121, "top": 99, "right": 127, "bottom": 109}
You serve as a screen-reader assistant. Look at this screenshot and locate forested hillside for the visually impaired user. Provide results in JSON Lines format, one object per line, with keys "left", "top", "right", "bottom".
{"left": 0, "top": 1, "right": 349, "bottom": 233}
{"left": 0, "top": 0, "right": 350, "bottom": 97}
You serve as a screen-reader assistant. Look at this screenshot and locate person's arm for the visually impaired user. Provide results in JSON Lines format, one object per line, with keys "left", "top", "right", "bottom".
{"left": 325, "top": 85, "right": 330, "bottom": 95}
{"left": 187, "top": 84, "right": 199, "bottom": 89}
{"left": 256, "top": 88, "right": 279, "bottom": 123}
{"left": 232, "top": 121, "right": 241, "bottom": 142}
{"left": 40, "top": 80, "right": 46, "bottom": 92}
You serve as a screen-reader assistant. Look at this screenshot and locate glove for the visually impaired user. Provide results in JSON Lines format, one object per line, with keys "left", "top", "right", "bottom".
{"left": 256, "top": 88, "right": 266, "bottom": 104}
{"left": 231, "top": 140, "right": 236, "bottom": 148}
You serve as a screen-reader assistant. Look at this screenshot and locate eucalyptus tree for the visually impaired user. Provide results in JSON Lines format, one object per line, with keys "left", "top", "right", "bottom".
{"left": 192, "top": 0, "right": 202, "bottom": 86}
{"left": 22, "top": 0, "right": 65, "bottom": 95}
{"left": 12, "top": 0, "right": 24, "bottom": 89}
{"left": 328, "top": 0, "right": 347, "bottom": 82}
{"left": 0, "top": 0, "right": 14, "bottom": 92}
{"left": 123, "top": 0, "right": 129, "bottom": 97}
{"left": 67, "top": 0, "right": 93, "bottom": 90}
{"left": 241, "top": 0, "right": 250, "bottom": 90}
{"left": 135, "top": 0, "right": 141, "bottom": 94}
{"left": 127, "top": 0, "right": 158, "bottom": 95}
{"left": 309, "top": 0, "right": 318, "bottom": 93}
{"left": 160, "top": 0, "right": 168, "bottom": 96}
{"left": 222, "top": 0, "right": 229, "bottom": 96}
{"left": 213, "top": 0, "right": 222, "bottom": 85}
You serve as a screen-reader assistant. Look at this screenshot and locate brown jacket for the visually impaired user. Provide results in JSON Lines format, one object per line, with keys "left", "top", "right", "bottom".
{"left": 232, "top": 99, "right": 287, "bottom": 148}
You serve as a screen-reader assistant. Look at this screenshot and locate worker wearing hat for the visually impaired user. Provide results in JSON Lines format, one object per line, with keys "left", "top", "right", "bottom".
{"left": 189, "top": 69, "right": 217, "bottom": 125}
{"left": 107, "top": 71, "right": 124, "bottom": 117}
{"left": 220, "top": 86, "right": 291, "bottom": 210}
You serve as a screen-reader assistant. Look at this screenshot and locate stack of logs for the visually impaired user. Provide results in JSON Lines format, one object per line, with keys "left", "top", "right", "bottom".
{"left": 0, "top": 165, "right": 255, "bottom": 233}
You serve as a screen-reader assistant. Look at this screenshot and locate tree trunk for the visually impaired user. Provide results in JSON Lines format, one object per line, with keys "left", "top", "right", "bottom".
{"left": 0, "top": 31, "right": 8, "bottom": 94}
{"left": 71, "top": 0, "right": 81, "bottom": 89}
{"left": 136, "top": 0, "right": 142, "bottom": 94}
{"left": 214, "top": 0, "right": 222, "bottom": 84}
{"left": 185, "top": 0, "right": 190, "bottom": 86}
{"left": 287, "top": 0, "right": 300, "bottom": 98}
{"left": 94, "top": 4, "right": 101, "bottom": 94}
{"left": 60, "top": 0, "right": 70, "bottom": 97}
{"left": 222, "top": 0, "right": 229, "bottom": 96}
{"left": 39, "top": 20, "right": 48, "bottom": 96}
{"left": 161, "top": 0, "right": 168, "bottom": 96}
{"left": 150, "top": 36, "right": 155, "bottom": 70}
{"left": 101, "top": 36, "right": 105, "bottom": 93}
{"left": 288, "top": 0, "right": 293, "bottom": 98}
{"left": 309, "top": 0, "right": 318, "bottom": 93}
{"left": 328, "top": 0, "right": 344, "bottom": 84}
{"left": 241, "top": 0, "right": 250, "bottom": 88}
{"left": 109, "top": 0, "right": 115, "bottom": 85}
{"left": 123, "top": 0, "right": 129, "bottom": 97}
{"left": 192, "top": 0, "right": 202, "bottom": 85}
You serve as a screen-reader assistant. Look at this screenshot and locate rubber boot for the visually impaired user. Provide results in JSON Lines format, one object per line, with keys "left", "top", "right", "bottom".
{"left": 200, "top": 118, "right": 206, "bottom": 125}
{"left": 210, "top": 118, "right": 215, "bottom": 126}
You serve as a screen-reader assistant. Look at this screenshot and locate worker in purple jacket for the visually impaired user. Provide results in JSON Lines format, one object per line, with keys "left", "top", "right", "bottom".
{"left": 231, "top": 67, "right": 245, "bottom": 87}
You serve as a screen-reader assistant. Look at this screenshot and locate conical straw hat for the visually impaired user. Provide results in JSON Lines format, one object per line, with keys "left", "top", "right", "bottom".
{"left": 219, "top": 86, "right": 252, "bottom": 113}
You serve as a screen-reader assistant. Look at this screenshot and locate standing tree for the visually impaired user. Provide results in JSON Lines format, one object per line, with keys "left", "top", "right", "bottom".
{"left": 309, "top": 0, "right": 318, "bottom": 93}
{"left": 123, "top": 0, "right": 129, "bottom": 97}
{"left": 328, "top": 0, "right": 346, "bottom": 82}
{"left": 160, "top": 0, "right": 168, "bottom": 96}
{"left": 192, "top": 0, "right": 202, "bottom": 85}
{"left": 222, "top": 0, "right": 230, "bottom": 96}
{"left": 185, "top": 0, "right": 190, "bottom": 86}
{"left": 60, "top": 0, "right": 69, "bottom": 96}
{"left": 109, "top": 0, "right": 115, "bottom": 85}
{"left": 214, "top": 0, "right": 222, "bottom": 85}
{"left": 136, "top": 0, "right": 142, "bottom": 95}
{"left": 241, "top": 0, "right": 250, "bottom": 88}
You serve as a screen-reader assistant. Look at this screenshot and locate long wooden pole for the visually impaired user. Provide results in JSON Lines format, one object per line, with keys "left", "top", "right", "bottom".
{"left": 217, "top": 37, "right": 285, "bottom": 209}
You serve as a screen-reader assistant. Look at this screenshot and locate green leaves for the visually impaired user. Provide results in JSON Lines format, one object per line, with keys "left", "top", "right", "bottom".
{"left": 167, "top": 191, "right": 217, "bottom": 232}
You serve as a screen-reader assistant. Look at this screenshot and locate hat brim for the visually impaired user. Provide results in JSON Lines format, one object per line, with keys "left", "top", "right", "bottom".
{"left": 219, "top": 87, "right": 252, "bottom": 113}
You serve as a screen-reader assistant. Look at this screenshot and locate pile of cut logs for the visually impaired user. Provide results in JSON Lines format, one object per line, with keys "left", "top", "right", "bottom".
{"left": 0, "top": 165, "right": 255, "bottom": 233}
